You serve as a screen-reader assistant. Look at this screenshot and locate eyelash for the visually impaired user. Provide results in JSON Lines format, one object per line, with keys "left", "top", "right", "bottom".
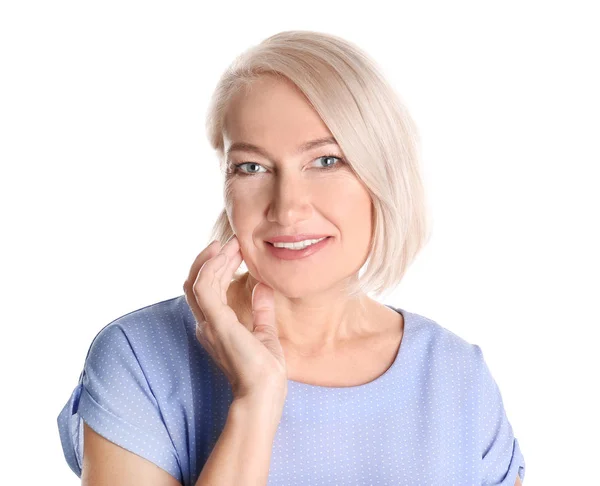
{"left": 230, "top": 154, "right": 345, "bottom": 176}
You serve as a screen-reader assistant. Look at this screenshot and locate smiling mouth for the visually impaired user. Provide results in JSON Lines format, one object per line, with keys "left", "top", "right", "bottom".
{"left": 263, "top": 235, "right": 332, "bottom": 260}
{"left": 265, "top": 236, "right": 331, "bottom": 249}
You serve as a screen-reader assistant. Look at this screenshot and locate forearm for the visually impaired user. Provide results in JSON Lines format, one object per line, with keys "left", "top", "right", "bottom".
{"left": 195, "top": 395, "right": 285, "bottom": 486}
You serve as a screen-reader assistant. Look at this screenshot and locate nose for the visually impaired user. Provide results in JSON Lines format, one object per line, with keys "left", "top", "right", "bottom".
{"left": 266, "top": 171, "right": 313, "bottom": 226}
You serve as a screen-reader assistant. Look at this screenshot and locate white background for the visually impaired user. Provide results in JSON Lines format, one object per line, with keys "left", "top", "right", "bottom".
{"left": 1, "top": 1, "right": 598, "bottom": 484}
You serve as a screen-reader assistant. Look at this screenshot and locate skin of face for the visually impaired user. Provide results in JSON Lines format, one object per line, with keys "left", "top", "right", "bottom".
{"left": 222, "top": 74, "right": 382, "bottom": 354}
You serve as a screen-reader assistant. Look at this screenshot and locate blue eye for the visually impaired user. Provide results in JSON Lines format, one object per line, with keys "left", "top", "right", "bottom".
{"left": 231, "top": 154, "right": 344, "bottom": 176}
{"left": 233, "top": 162, "right": 266, "bottom": 175}
{"left": 315, "top": 155, "right": 342, "bottom": 169}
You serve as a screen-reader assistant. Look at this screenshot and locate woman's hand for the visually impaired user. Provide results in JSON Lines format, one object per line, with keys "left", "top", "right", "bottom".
{"left": 182, "top": 236, "right": 288, "bottom": 403}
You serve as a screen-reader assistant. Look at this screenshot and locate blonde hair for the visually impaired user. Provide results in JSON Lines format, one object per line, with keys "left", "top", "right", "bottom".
{"left": 205, "top": 30, "right": 432, "bottom": 298}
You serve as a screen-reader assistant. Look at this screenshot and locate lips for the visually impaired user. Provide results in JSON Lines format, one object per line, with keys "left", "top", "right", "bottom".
{"left": 265, "top": 234, "right": 331, "bottom": 244}
{"left": 265, "top": 234, "right": 332, "bottom": 260}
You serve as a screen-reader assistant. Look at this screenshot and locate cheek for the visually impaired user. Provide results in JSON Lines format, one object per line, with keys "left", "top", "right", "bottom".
{"left": 227, "top": 174, "right": 372, "bottom": 237}
{"left": 332, "top": 187, "right": 373, "bottom": 249}
{"left": 225, "top": 201, "right": 260, "bottom": 260}
{"left": 226, "top": 194, "right": 258, "bottom": 231}
{"left": 226, "top": 181, "right": 267, "bottom": 220}
{"left": 327, "top": 178, "right": 372, "bottom": 219}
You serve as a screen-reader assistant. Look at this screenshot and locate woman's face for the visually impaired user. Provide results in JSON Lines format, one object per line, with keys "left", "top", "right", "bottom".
{"left": 222, "top": 74, "right": 373, "bottom": 299}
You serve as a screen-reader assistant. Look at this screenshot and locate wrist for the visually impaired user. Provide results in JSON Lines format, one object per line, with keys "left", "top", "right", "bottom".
{"left": 230, "top": 391, "right": 286, "bottom": 430}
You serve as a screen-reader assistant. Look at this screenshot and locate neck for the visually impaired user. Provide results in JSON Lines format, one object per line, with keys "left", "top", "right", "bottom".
{"left": 232, "top": 272, "right": 376, "bottom": 354}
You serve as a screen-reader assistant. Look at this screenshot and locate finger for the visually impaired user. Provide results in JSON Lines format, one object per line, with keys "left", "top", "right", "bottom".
{"left": 211, "top": 252, "right": 231, "bottom": 296}
{"left": 183, "top": 241, "right": 220, "bottom": 321}
{"left": 202, "top": 252, "right": 228, "bottom": 295}
{"left": 214, "top": 236, "right": 242, "bottom": 298}
{"left": 220, "top": 250, "right": 243, "bottom": 302}
{"left": 219, "top": 234, "right": 241, "bottom": 259}
{"left": 251, "top": 282, "right": 277, "bottom": 336}
{"left": 183, "top": 237, "right": 235, "bottom": 313}
{"left": 184, "top": 235, "right": 239, "bottom": 324}
{"left": 211, "top": 235, "right": 240, "bottom": 281}
{"left": 193, "top": 252, "right": 238, "bottom": 333}
{"left": 196, "top": 236, "right": 240, "bottom": 290}
{"left": 184, "top": 240, "right": 221, "bottom": 289}
{"left": 221, "top": 246, "right": 243, "bottom": 279}
{"left": 187, "top": 235, "right": 239, "bottom": 287}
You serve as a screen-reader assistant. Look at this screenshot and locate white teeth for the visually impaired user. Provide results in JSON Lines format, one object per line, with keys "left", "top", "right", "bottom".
{"left": 273, "top": 237, "right": 327, "bottom": 250}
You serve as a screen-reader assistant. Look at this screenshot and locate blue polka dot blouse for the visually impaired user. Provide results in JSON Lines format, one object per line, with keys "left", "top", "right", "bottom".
{"left": 57, "top": 295, "right": 526, "bottom": 485}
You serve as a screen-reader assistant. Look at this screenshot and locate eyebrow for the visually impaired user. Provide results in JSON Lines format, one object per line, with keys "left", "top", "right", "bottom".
{"left": 226, "top": 136, "right": 339, "bottom": 160}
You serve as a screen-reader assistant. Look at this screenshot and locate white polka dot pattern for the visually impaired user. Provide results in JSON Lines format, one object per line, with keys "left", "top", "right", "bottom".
{"left": 57, "top": 295, "right": 525, "bottom": 485}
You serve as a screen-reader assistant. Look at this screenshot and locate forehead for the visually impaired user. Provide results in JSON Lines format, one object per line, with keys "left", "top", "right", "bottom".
{"left": 223, "top": 75, "right": 333, "bottom": 155}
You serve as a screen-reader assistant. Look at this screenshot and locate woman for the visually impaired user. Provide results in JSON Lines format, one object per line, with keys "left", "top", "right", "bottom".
{"left": 57, "top": 30, "right": 526, "bottom": 485}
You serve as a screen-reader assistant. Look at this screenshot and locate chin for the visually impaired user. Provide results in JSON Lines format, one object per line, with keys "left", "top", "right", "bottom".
{"left": 261, "top": 272, "right": 340, "bottom": 300}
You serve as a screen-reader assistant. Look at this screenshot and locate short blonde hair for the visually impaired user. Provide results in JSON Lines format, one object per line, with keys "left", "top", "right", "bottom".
{"left": 205, "top": 30, "right": 432, "bottom": 298}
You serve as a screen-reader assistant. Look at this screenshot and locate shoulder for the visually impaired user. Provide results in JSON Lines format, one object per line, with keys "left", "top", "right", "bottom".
{"left": 400, "top": 307, "right": 480, "bottom": 357}
{"left": 82, "top": 295, "right": 195, "bottom": 388}
{"left": 88, "top": 295, "right": 188, "bottom": 354}
{"left": 393, "top": 306, "right": 484, "bottom": 380}
{"left": 59, "top": 296, "right": 193, "bottom": 481}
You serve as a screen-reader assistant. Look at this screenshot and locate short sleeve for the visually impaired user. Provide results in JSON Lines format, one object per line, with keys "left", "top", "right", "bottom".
{"left": 475, "top": 345, "right": 526, "bottom": 485}
{"left": 57, "top": 323, "right": 183, "bottom": 482}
